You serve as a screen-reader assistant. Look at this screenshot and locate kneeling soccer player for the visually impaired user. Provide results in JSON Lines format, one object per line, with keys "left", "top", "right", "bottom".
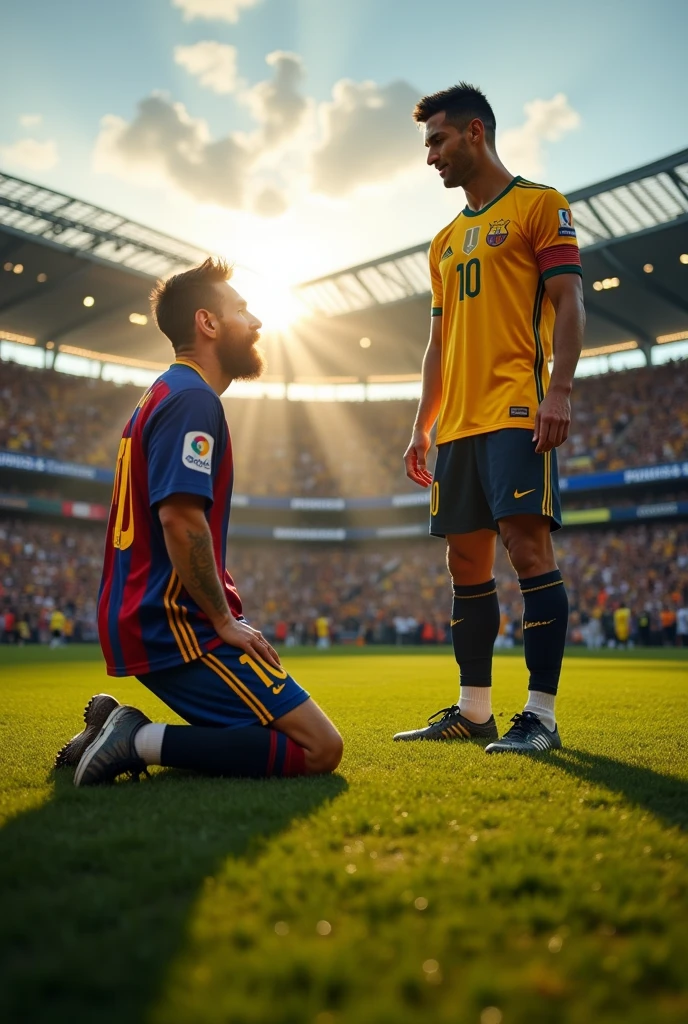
{"left": 55, "top": 258, "right": 342, "bottom": 784}
{"left": 394, "top": 83, "right": 585, "bottom": 754}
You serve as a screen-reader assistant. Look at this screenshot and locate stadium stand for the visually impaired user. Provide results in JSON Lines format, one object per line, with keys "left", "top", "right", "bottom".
{"left": 2, "top": 358, "right": 687, "bottom": 493}
{"left": 2, "top": 151, "right": 687, "bottom": 649}
{"left": 1, "top": 517, "right": 686, "bottom": 648}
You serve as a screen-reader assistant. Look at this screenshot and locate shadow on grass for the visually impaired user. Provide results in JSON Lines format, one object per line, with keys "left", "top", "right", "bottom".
{"left": 550, "top": 747, "right": 687, "bottom": 830}
{"left": 0, "top": 767, "right": 346, "bottom": 1024}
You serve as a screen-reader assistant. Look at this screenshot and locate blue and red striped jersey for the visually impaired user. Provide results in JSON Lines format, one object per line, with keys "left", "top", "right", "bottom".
{"left": 98, "top": 359, "right": 243, "bottom": 677}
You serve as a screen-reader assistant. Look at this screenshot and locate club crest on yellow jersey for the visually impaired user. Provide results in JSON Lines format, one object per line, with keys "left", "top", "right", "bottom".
{"left": 486, "top": 218, "right": 510, "bottom": 247}
{"left": 462, "top": 227, "right": 480, "bottom": 254}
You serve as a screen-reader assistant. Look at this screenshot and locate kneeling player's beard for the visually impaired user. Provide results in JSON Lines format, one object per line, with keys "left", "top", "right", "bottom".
{"left": 218, "top": 333, "right": 267, "bottom": 382}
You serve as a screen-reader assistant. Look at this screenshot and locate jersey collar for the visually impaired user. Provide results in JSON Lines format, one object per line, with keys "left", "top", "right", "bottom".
{"left": 462, "top": 175, "right": 521, "bottom": 218}
{"left": 174, "top": 357, "right": 211, "bottom": 385}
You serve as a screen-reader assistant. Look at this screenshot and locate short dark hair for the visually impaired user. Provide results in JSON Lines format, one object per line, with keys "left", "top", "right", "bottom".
{"left": 150, "top": 256, "right": 233, "bottom": 354}
{"left": 413, "top": 82, "right": 496, "bottom": 142}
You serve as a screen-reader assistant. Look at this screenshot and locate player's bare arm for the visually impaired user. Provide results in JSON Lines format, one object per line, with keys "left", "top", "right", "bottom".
{"left": 404, "top": 314, "right": 443, "bottom": 487}
{"left": 533, "top": 273, "right": 586, "bottom": 454}
{"left": 158, "top": 492, "right": 281, "bottom": 668}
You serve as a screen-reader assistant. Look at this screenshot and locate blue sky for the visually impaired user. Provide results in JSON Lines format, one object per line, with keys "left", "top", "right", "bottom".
{"left": 2, "top": 0, "right": 687, "bottom": 285}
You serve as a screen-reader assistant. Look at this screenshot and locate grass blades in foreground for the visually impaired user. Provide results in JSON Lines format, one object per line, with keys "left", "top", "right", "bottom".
{"left": 0, "top": 651, "right": 686, "bottom": 1024}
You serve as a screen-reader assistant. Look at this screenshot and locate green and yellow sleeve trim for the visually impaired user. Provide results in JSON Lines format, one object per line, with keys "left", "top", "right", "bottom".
{"left": 541, "top": 264, "right": 583, "bottom": 282}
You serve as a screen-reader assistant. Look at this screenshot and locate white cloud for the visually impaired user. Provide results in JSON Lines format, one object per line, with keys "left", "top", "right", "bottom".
{"left": 19, "top": 114, "right": 43, "bottom": 128}
{"left": 171, "top": 0, "right": 261, "bottom": 22}
{"left": 0, "top": 138, "right": 58, "bottom": 171}
{"left": 174, "top": 41, "right": 240, "bottom": 94}
{"left": 93, "top": 94, "right": 251, "bottom": 208}
{"left": 312, "top": 78, "right": 420, "bottom": 197}
{"left": 252, "top": 186, "right": 288, "bottom": 217}
{"left": 243, "top": 51, "right": 308, "bottom": 147}
{"left": 500, "top": 93, "right": 581, "bottom": 178}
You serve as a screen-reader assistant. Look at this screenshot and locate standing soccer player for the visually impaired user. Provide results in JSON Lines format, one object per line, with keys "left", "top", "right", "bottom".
{"left": 56, "top": 258, "right": 343, "bottom": 784}
{"left": 394, "top": 84, "right": 585, "bottom": 753}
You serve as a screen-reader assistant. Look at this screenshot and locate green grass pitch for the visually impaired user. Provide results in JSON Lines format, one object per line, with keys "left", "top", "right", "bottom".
{"left": 1, "top": 647, "right": 687, "bottom": 1024}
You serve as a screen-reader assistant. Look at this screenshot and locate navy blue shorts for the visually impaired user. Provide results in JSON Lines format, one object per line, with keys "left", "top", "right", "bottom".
{"left": 137, "top": 644, "right": 309, "bottom": 729}
{"left": 430, "top": 428, "right": 562, "bottom": 537}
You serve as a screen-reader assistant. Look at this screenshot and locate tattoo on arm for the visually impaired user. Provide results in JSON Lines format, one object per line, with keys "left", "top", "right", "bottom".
{"left": 186, "top": 528, "right": 227, "bottom": 616}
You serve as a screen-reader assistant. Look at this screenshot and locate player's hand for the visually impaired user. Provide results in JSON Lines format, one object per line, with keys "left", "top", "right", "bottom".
{"left": 215, "top": 616, "right": 282, "bottom": 669}
{"left": 403, "top": 429, "right": 433, "bottom": 487}
{"left": 533, "top": 387, "right": 571, "bottom": 453}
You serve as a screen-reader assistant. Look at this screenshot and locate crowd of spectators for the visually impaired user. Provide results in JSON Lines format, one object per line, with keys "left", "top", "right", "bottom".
{"left": 559, "top": 361, "right": 688, "bottom": 476}
{"left": 2, "top": 358, "right": 687, "bottom": 497}
{"left": 2, "top": 516, "right": 686, "bottom": 649}
{"left": 0, "top": 362, "right": 138, "bottom": 468}
{"left": 0, "top": 518, "right": 101, "bottom": 644}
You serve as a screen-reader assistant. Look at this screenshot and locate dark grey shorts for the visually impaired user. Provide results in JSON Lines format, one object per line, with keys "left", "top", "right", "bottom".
{"left": 430, "top": 428, "right": 562, "bottom": 537}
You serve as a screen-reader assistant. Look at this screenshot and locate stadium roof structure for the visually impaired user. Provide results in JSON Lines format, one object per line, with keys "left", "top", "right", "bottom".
{"left": 1, "top": 151, "right": 687, "bottom": 378}
{"left": 0, "top": 171, "right": 210, "bottom": 363}
{"left": 293, "top": 148, "right": 688, "bottom": 375}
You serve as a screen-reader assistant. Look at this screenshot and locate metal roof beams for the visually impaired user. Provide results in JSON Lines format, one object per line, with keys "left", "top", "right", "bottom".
{"left": 296, "top": 149, "right": 688, "bottom": 317}
{"left": 0, "top": 172, "right": 209, "bottom": 279}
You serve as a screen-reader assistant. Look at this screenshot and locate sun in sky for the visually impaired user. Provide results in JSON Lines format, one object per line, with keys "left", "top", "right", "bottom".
{"left": 231, "top": 262, "right": 308, "bottom": 331}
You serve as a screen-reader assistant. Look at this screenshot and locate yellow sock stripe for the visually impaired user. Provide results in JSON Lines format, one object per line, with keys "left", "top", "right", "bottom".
{"left": 520, "top": 579, "right": 564, "bottom": 594}
{"left": 170, "top": 573, "right": 202, "bottom": 660}
{"left": 454, "top": 588, "right": 498, "bottom": 599}
{"left": 203, "top": 653, "right": 273, "bottom": 725}
{"left": 164, "top": 573, "right": 192, "bottom": 662}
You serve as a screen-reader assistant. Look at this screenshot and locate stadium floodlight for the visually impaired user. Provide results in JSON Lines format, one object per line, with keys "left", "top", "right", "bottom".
{"left": 37, "top": 272, "right": 47, "bottom": 282}
{"left": 680, "top": 254, "right": 688, "bottom": 264}
{"left": 129, "top": 313, "right": 148, "bottom": 326}
{"left": 3, "top": 262, "right": 12, "bottom": 271}
{"left": 359, "top": 337, "right": 372, "bottom": 348}
{"left": 12, "top": 264, "right": 23, "bottom": 274}
{"left": 82, "top": 295, "right": 95, "bottom": 307}
{"left": 643, "top": 263, "right": 654, "bottom": 273}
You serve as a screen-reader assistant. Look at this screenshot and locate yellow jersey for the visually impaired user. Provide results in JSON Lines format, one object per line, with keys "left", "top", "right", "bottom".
{"left": 613, "top": 607, "right": 631, "bottom": 641}
{"left": 315, "top": 616, "right": 330, "bottom": 639}
{"left": 50, "top": 610, "right": 66, "bottom": 632}
{"left": 430, "top": 177, "right": 582, "bottom": 445}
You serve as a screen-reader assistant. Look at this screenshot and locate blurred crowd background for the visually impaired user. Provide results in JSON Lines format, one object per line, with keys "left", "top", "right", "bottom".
{"left": 2, "top": 357, "right": 688, "bottom": 649}
{"left": 1, "top": 517, "right": 686, "bottom": 649}
{"left": 2, "top": 359, "right": 687, "bottom": 496}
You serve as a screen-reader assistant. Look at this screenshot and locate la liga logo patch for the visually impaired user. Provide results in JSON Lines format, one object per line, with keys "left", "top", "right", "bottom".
{"left": 182, "top": 431, "right": 214, "bottom": 474}
{"left": 191, "top": 435, "right": 210, "bottom": 457}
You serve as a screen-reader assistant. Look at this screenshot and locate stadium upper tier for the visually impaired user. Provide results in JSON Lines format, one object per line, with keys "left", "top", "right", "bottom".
{"left": 1, "top": 150, "right": 687, "bottom": 375}
{"left": 1, "top": 359, "right": 687, "bottom": 499}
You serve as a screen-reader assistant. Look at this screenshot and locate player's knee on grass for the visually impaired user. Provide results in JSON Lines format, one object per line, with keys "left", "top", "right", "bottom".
{"left": 305, "top": 727, "right": 344, "bottom": 775}
{"left": 273, "top": 698, "right": 343, "bottom": 775}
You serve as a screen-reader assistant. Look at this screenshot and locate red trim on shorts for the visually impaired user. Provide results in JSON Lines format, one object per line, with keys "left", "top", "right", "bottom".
{"left": 266, "top": 729, "right": 278, "bottom": 777}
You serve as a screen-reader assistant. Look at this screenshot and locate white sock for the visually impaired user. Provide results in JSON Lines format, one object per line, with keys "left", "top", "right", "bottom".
{"left": 524, "top": 692, "right": 556, "bottom": 732}
{"left": 458, "top": 686, "right": 492, "bottom": 724}
{"left": 134, "top": 723, "right": 166, "bottom": 765}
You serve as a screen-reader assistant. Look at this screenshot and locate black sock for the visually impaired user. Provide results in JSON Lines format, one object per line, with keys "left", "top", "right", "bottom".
{"left": 519, "top": 569, "right": 569, "bottom": 695}
{"left": 451, "top": 578, "right": 500, "bottom": 688}
{"left": 161, "top": 725, "right": 307, "bottom": 778}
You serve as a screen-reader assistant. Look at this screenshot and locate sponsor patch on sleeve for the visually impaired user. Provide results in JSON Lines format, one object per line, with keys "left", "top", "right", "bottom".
{"left": 558, "top": 208, "right": 576, "bottom": 237}
{"left": 510, "top": 406, "right": 530, "bottom": 418}
{"left": 181, "top": 431, "right": 214, "bottom": 474}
